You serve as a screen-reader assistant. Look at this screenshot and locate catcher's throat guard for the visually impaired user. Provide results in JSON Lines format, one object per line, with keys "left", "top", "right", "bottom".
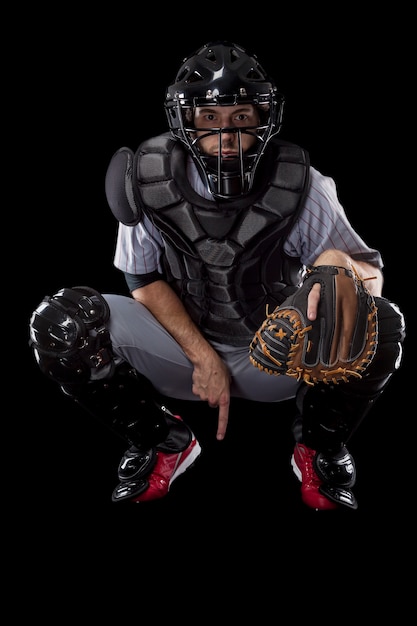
{"left": 249, "top": 265, "right": 378, "bottom": 386}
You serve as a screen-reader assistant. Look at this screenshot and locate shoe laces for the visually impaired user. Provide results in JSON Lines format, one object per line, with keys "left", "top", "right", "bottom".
{"left": 300, "top": 445, "right": 321, "bottom": 487}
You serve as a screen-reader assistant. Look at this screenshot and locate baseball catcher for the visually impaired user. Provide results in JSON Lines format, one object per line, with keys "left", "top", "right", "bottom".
{"left": 29, "top": 41, "right": 407, "bottom": 512}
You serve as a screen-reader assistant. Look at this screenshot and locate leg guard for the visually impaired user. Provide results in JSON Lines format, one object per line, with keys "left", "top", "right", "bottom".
{"left": 61, "top": 364, "right": 190, "bottom": 452}
{"left": 60, "top": 366, "right": 200, "bottom": 503}
{"left": 293, "top": 297, "right": 406, "bottom": 509}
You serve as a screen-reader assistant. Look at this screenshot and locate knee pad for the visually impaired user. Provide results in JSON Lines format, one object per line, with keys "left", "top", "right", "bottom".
{"left": 358, "top": 297, "right": 406, "bottom": 392}
{"left": 29, "top": 286, "right": 114, "bottom": 386}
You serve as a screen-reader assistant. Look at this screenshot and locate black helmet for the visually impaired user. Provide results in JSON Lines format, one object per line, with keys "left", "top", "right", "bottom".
{"left": 165, "top": 41, "right": 284, "bottom": 199}
{"left": 29, "top": 286, "right": 113, "bottom": 385}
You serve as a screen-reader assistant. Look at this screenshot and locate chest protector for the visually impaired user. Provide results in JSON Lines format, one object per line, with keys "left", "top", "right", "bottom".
{"left": 106, "top": 133, "right": 310, "bottom": 346}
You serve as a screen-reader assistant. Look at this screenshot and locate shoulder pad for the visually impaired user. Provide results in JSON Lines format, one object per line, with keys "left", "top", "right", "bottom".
{"left": 105, "top": 147, "right": 142, "bottom": 226}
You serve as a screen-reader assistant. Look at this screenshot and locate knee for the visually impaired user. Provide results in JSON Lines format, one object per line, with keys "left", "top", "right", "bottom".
{"left": 362, "top": 297, "right": 406, "bottom": 387}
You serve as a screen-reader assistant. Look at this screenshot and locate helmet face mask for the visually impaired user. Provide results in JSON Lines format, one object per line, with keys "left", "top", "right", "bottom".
{"left": 165, "top": 41, "right": 284, "bottom": 200}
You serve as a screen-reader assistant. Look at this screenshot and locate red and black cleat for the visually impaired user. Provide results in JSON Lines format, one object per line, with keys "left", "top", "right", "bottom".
{"left": 291, "top": 443, "right": 358, "bottom": 510}
{"left": 112, "top": 413, "right": 201, "bottom": 503}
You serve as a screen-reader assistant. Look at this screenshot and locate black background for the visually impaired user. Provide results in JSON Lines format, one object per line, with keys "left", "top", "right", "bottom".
{"left": 15, "top": 11, "right": 413, "bottom": 581}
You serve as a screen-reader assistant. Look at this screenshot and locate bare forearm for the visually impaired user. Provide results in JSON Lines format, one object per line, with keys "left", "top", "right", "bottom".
{"left": 131, "top": 280, "right": 216, "bottom": 364}
{"left": 131, "top": 280, "right": 231, "bottom": 439}
{"left": 313, "top": 249, "right": 383, "bottom": 296}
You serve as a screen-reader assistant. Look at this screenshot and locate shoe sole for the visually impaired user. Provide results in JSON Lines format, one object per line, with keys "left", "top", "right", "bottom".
{"left": 170, "top": 439, "right": 202, "bottom": 487}
{"left": 291, "top": 454, "right": 302, "bottom": 482}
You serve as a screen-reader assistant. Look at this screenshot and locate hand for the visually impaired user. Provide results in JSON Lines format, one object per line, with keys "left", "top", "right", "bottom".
{"left": 191, "top": 351, "right": 231, "bottom": 440}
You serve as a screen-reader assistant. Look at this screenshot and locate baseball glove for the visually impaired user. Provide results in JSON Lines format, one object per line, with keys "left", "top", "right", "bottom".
{"left": 249, "top": 265, "right": 378, "bottom": 386}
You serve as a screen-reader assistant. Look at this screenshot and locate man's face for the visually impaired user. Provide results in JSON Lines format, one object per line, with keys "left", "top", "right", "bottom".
{"left": 193, "top": 104, "right": 260, "bottom": 157}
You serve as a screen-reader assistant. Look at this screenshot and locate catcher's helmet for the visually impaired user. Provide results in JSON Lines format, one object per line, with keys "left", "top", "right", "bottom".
{"left": 164, "top": 41, "right": 284, "bottom": 199}
{"left": 29, "top": 286, "right": 113, "bottom": 385}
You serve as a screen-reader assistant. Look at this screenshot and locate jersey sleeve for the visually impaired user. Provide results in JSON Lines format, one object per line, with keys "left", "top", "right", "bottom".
{"left": 284, "top": 167, "right": 384, "bottom": 270}
{"left": 113, "top": 214, "right": 164, "bottom": 275}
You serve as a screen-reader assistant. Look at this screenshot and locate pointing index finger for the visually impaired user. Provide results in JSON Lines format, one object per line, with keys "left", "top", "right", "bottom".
{"left": 216, "top": 401, "right": 230, "bottom": 440}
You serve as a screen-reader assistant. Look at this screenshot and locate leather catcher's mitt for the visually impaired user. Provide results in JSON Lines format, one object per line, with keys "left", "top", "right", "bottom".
{"left": 249, "top": 265, "right": 378, "bottom": 386}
